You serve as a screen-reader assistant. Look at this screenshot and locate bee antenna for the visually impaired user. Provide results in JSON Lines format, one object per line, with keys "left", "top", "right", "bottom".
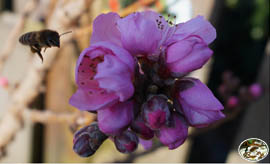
{"left": 59, "top": 31, "right": 72, "bottom": 37}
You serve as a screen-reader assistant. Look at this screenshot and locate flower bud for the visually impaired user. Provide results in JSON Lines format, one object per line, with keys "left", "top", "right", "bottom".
{"left": 226, "top": 96, "right": 239, "bottom": 108}
{"left": 131, "top": 115, "right": 154, "bottom": 140}
{"left": 114, "top": 130, "right": 139, "bottom": 153}
{"left": 73, "top": 122, "right": 108, "bottom": 157}
{"left": 217, "top": 84, "right": 227, "bottom": 95}
{"left": 175, "top": 78, "right": 224, "bottom": 128}
{"left": 156, "top": 113, "right": 188, "bottom": 150}
{"left": 248, "top": 83, "right": 263, "bottom": 99}
{"left": 142, "top": 95, "right": 171, "bottom": 130}
{"left": 0, "top": 77, "right": 9, "bottom": 88}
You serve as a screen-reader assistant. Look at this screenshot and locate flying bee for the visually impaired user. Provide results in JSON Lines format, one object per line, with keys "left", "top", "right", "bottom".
{"left": 19, "top": 29, "right": 72, "bottom": 62}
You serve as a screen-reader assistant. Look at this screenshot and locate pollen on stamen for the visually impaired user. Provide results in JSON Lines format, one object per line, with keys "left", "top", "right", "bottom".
{"left": 156, "top": 14, "right": 177, "bottom": 31}
{"left": 164, "top": 13, "right": 177, "bottom": 27}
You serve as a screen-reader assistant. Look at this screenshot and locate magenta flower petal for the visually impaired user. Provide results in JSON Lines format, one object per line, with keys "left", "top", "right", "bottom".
{"left": 98, "top": 101, "right": 134, "bottom": 135}
{"left": 70, "top": 41, "right": 135, "bottom": 111}
{"left": 95, "top": 55, "right": 134, "bottom": 101}
{"left": 166, "top": 36, "right": 213, "bottom": 75}
{"left": 117, "top": 11, "right": 162, "bottom": 55}
{"left": 69, "top": 88, "right": 119, "bottom": 111}
{"left": 166, "top": 39, "right": 192, "bottom": 64}
{"left": 156, "top": 113, "right": 188, "bottom": 150}
{"left": 91, "top": 12, "right": 122, "bottom": 46}
{"left": 180, "top": 99, "right": 225, "bottom": 128}
{"left": 173, "top": 16, "right": 216, "bottom": 45}
{"left": 176, "top": 78, "right": 225, "bottom": 127}
{"left": 75, "top": 42, "right": 135, "bottom": 82}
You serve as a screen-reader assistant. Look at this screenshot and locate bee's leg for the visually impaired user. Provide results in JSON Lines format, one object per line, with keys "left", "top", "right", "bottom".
{"left": 43, "top": 48, "right": 47, "bottom": 52}
{"left": 32, "top": 45, "right": 43, "bottom": 63}
{"left": 36, "top": 51, "right": 44, "bottom": 63}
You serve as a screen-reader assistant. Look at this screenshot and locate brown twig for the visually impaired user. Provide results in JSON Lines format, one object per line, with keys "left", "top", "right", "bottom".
{"left": 0, "top": 0, "right": 39, "bottom": 73}
{"left": 23, "top": 109, "right": 95, "bottom": 125}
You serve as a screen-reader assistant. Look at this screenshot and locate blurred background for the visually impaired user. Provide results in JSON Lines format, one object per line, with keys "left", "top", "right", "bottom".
{"left": 0, "top": 0, "right": 269, "bottom": 163}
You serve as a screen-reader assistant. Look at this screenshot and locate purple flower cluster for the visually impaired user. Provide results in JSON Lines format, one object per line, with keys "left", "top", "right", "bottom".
{"left": 70, "top": 11, "right": 225, "bottom": 157}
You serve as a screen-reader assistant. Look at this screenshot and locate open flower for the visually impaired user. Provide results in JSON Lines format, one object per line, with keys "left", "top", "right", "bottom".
{"left": 71, "top": 11, "right": 224, "bottom": 157}
{"left": 69, "top": 41, "right": 135, "bottom": 111}
{"left": 174, "top": 78, "right": 225, "bottom": 128}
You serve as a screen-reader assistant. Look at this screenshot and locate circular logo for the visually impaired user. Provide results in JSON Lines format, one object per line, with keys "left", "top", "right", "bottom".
{"left": 238, "top": 138, "right": 269, "bottom": 162}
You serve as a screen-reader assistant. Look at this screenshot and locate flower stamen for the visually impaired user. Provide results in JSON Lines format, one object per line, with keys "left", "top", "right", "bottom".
{"left": 156, "top": 14, "right": 178, "bottom": 49}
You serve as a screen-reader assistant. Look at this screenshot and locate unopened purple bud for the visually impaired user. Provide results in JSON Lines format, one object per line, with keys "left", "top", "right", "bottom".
{"left": 156, "top": 113, "right": 188, "bottom": 150}
{"left": 248, "top": 83, "right": 263, "bottom": 99}
{"left": 142, "top": 95, "right": 171, "bottom": 130}
{"left": 226, "top": 96, "right": 239, "bottom": 108}
{"left": 73, "top": 122, "right": 108, "bottom": 157}
{"left": 114, "top": 130, "right": 139, "bottom": 154}
{"left": 218, "top": 84, "right": 226, "bottom": 96}
{"left": 131, "top": 115, "right": 154, "bottom": 140}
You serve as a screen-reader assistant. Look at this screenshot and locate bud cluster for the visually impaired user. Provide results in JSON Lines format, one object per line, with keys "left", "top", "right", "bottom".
{"left": 71, "top": 11, "right": 225, "bottom": 157}
{"left": 218, "top": 71, "right": 263, "bottom": 110}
